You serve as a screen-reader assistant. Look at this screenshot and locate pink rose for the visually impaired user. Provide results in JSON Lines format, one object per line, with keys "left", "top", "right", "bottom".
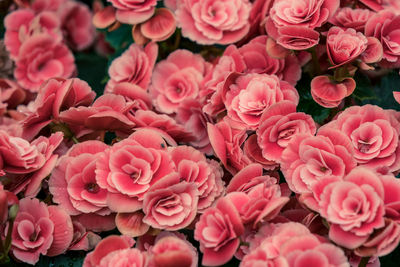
{"left": 223, "top": 73, "right": 299, "bottom": 130}
{"left": 311, "top": 76, "right": 356, "bottom": 108}
{"left": 95, "top": 129, "right": 175, "bottom": 212}
{"left": 329, "top": 8, "right": 374, "bottom": 32}
{"left": 194, "top": 197, "right": 244, "bottom": 266}
{"left": 281, "top": 128, "right": 356, "bottom": 194}
{"left": 105, "top": 42, "right": 158, "bottom": 93}
{"left": 4, "top": 9, "right": 62, "bottom": 59}
{"left": 226, "top": 164, "right": 290, "bottom": 226}
{"left": 319, "top": 167, "right": 386, "bottom": 249}
{"left": 149, "top": 235, "right": 198, "bottom": 267}
{"left": 174, "top": 0, "right": 252, "bottom": 45}
{"left": 365, "top": 11, "right": 400, "bottom": 65}
{"left": 142, "top": 173, "right": 199, "bottom": 230}
{"left": 150, "top": 49, "right": 211, "bottom": 114}
{"left": 14, "top": 34, "right": 75, "bottom": 92}
{"left": 257, "top": 101, "right": 316, "bottom": 163}
{"left": 324, "top": 105, "right": 400, "bottom": 172}
{"left": 327, "top": 27, "right": 368, "bottom": 67}
{"left": 108, "top": 0, "right": 158, "bottom": 24}
{"left": 207, "top": 118, "right": 251, "bottom": 174}
{"left": 22, "top": 78, "right": 96, "bottom": 140}
{"left": 169, "top": 145, "right": 224, "bottom": 211}
{"left": 58, "top": 0, "right": 95, "bottom": 50}
{"left": 9, "top": 198, "right": 73, "bottom": 265}
{"left": 49, "top": 140, "right": 111, "bottom": 216}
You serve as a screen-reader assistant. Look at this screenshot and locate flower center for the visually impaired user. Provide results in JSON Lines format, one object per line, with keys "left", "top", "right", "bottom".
{"left": 358, "top": 141, "right": 371, "bottom": 153}
{"left": 85, "top": 183, "right": 100, "bottom": 194}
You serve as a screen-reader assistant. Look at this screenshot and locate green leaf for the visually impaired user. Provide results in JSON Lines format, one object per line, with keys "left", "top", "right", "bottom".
{"left": 352, "top": 72, "right": 377, "bottom": 102}
{"left": 104, "top": 24, "right": 133, "bottom": 51}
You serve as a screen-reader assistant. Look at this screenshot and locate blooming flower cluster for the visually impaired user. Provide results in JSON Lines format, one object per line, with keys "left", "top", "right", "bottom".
{"left": 1, "top": 0, "right": 400, "bottom": 266}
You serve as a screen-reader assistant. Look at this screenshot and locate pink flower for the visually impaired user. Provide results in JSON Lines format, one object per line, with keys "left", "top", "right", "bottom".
{"left": 68, "top": 220, "right": 101, "bottom": 251}
{"left": 98, "top": 248, "right": 147, "bottom": 267}
{"left": 327, "top": 27, "right": 368, "bottom": 68}
{"left": 329, "top": 8, "right": 374, "bottom": 32}
{"left": 223, "top": 73, "right": 299, "bottom": 130}
{"left": 176, "top": 99, "right": 214, "bottom": 154}
{"left": 58, "top": 0, "right": 95, "bottom": 50}
{"left": 174, "top": 0, "right": 252, "bottom": 45}
{"left": 194, "top": 197, "right": 244, "bottom": 266}
{"left": 14, "top": 34, "right": 75, "bottom": 92}
{"left": 150, "top": 49, "right": 211, "bottom": 114}
{"left": 226, "top": 164, "right": 290, "bottom": 226}
{"left": 268, "top": 0, "right": 339, "bottom": 29}
{"left": 142, "top": 173, "right": 199, "bottom": 230}
{"left": 207, "top": 118, "right": 251, "bottom": 174}
{"left": 324, "top": 105, "right": 400, "bottom": 172}
{"left": 83, "top": 235, "right": 135, "bottom": 267}
{"left": 149, "top": 235, "right": 198, "bottom": 267}
{"left": 105, "top": 42, "right": 158, "bottom": 93}
{"left": 365, "top": 11, "right": 400, "bottom": 65}
{"left": 115, "top": 211, "right": 150, "bottom": 237}
{"left": 319, "top": 167, "right": 386, "bottom": 249}
{"left": 0, "top": 79, "right": 26, "bottom": 112}
{"left": 241, "top": 222, "right": 349, "bottom": 267}
{"left": 22, "top": 78, "right": 96, "bottom": 140}
{"left": 243, "top": 134, "right": 279, "bottom": 170}
{"left": 274, "top": 25, "right": 320, "bottom": 50}
{"left": 311, "top": 76, "right": 356, "bottom": 108}
{"left": 49, "top": 140, "right": 111, "bottom": 216}
{"left": 58, "top": 94, "right": 135, "bottom": 134}
{"left": 95, "top": 129, "right": 175, "bottom": 212}
{"left": 281, "top": 127, "right": 356, "bottom": 194}
{"left": 4, "top": 9, "right": 62, "bottom": 59}
{"left": 169, "top": 145, "right": 224, "bottom": 211}
{"left": 257, "top": 101, "right": 316, "bottom": 163}
{"left": 133, "top": 8, "right": 176, "bottom": 43}
{"left": 9, "top": 198, "right": 73, "bottom": 265}
{"left": 108, "top": 0, "right": 159, "bottom": 24}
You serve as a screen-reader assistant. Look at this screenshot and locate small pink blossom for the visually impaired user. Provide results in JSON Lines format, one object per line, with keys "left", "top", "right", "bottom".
{"left": 329, "top": 8, "right": 374, "bottom": 32}
{"left": 106, "top": 42, "right": 158, "bottom": 93}
{"left": 174, "top": 0, "right": 252, "bottom": 45}
{"left": 311, "top": 76, "right": 356, "bottom": 108}
{"left": 195, "top": 197, "right": 244, "bottom": 266}
{"left": 108, "top": 0, "right": 159, "bottom": 24}
{"left": 14, "top": 34, "right": 75, "bottom": 92}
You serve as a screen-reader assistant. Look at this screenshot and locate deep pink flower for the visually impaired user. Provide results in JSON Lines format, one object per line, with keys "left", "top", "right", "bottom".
{"left": 169, "top": 145, "right": 224, "bottom": 211}
{"left": 319, "top": 167, "right": 386, "bottom": 249}
{"left": 222, "top": 73, "right": 299, "bottom": 130}
{"left": 9, "top": 198, "right": 73, "bottom": 265}
{"left": 150, "top": 49, "right": 211, "bottom": 114}
{"left": 311, "top": 76, "right": 356, "bottom": 108}
{"left": 324, "top": 105, "right": 400, "bottom": 172}
{"left": 14, "top": 34, "right": 75, "bottom": 92}
{"left": 98, "top": 248, "right": 147, "bottom": 267}
{"left": 365, "top": 11, "right": 400, "bottom": 65}
{"left": 207, "top": 118, "right": 251, "bottom": 174}
{"left": 105, "top": 42, "right": 158, "bottom": 93}
{"left": 257, "top": 101, "right": 316, "bottom": 163}
{"left": 108, "top": 0, "right": 159, "bottom": 24}
{"left": 329, "top": 7, "right": 374, "bottom": 32}
{"left": 174, "top": 0, "right": 252, "bottom": 45}
{"left": 194, "top": 197, "right": 244, "bottom": 266}
{"left": 22, "top": 78, "right": 95, "bottom": 140}
{"left": 243, "top": 134, "right": 279, "bottom": 170}
{"left": 68, "top": 220, "right": 101, "bottom": 251}
{"left": 115, "top": 211, "right": 150, "bottom": 238}
{"left": 281, "top": 127, "right": 356, "bottom": 194}
{"left": 142, "top": 173, "right": 198, "bottom": 231}
{"left": 226, "top": 164, "right": 290, "bottom": 226}
{"left": 4, "top": 9, "right": 62, "bottom": 59}
{"left": 58, "top": 0, "right": 95, "bottom": 50}
{"left": 149, "top": 235, "right": 198, "bottom": 267}
{"left": 95, "top": 129, "right": 175, "bottom": 212}
{"left": 274, "top": 25, "right": 320, "bottom": 50}
{"left": 49, "top": 140, "right": 111, "bottom": 216}
{"left": 0, "top": 79, "right": 26, "bottom": 113}
{"left": 327, "top": 27, "right": 368, "bottom": 68}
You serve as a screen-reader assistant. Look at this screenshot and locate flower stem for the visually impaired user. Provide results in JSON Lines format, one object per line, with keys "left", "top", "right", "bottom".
{"left": 309, "top": 46, "right": 321, "bottom": 76}
{"left": 358, "top": 256, "right": 370, "bottom": 267}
